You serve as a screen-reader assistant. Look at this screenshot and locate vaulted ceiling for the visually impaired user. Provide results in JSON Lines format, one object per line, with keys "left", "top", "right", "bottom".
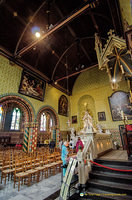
{"left": 0, "top": 0, "right": 124, "bottom": 95}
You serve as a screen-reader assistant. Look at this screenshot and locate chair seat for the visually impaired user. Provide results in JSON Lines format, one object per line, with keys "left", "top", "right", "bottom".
{"left": 3, "top": 168, "right": 15, "bottom": 173}
{"left": 26, "top": 169, "right": 38, "bottom": 173}
{"left": 16, "top": 172, "right": 29, "bottom": 177}
{"left": 56, "top": 161, "right": 63, "bottom": 164}
{"left": 35, "top": 166, "right": 47, "bottom": 170}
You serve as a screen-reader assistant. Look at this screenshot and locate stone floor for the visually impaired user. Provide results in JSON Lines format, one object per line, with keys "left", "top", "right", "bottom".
{"left": 99, "top": 150, "right": 128, "bottom": 161}
{"left": 0, "top": 150, "right": 129, "bottom": 200}
{"left": 0, "top": 173, "right": 61, "bottom": 200}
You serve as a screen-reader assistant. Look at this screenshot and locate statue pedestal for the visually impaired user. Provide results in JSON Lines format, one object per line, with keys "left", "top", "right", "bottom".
{"left": 80, "top": 126, "right": 93, "bottom": 135}
{"left": 79, "top": 132, "right": 95, "bottom": 146}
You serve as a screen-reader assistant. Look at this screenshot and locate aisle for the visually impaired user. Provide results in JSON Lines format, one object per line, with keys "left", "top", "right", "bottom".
{"left": 0, "top": 173, "right": 61, "bottom": 200}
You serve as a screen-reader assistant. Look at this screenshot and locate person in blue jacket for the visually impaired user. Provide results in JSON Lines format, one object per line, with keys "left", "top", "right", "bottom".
{"left": 61, "top": 141, "right": 69, "bottom": 176}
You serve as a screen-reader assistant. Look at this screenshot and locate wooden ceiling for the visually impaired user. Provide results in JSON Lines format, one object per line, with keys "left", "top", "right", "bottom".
{"left": 0, "top": 0, "right": 123, "bottom": 94}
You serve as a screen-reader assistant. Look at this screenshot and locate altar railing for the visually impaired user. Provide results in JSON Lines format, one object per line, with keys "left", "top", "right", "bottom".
{"left": 77, "top": 132, "right": 113, "bottom": 185}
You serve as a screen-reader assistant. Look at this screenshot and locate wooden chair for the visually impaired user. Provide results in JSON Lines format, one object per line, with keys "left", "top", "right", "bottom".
{"left": 14, "top": 159, "right": 31, "bottom": 191}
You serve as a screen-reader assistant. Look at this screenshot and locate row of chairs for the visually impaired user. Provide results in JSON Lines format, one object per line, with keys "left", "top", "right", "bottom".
{"left": 0, "top": 148, "right": 62, "bottom": 191}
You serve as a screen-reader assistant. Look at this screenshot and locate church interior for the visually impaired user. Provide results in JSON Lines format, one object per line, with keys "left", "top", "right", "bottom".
{"left": 0, "top": 0, "right": 132, "bottom": 199}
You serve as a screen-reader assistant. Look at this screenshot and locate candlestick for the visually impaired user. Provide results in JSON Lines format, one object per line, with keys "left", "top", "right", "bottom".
{"left": 120, "top": 110, "right": 124, "bottom": 119}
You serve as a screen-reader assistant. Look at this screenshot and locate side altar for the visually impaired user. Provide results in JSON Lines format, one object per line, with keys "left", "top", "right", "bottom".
{"left": 71, "top": 111, "right": 113, "bottom": 185}
{"left": 70, "top": 110, "right": 113, "bottom": 157}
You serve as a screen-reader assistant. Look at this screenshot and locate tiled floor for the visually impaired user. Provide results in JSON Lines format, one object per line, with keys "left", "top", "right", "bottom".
{"left": 0, "top": 173, "right": 61, "bottom": 200}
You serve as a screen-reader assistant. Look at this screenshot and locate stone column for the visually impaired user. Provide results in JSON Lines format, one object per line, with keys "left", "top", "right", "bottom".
{"left": 23, "top": 122, "right": 38, "bottom": 153}
{"left": 23, "top": 122, "right": 30, "bottom": 152}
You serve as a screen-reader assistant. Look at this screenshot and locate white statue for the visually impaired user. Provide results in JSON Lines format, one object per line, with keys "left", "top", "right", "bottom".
{"left": 96, "top": 124, "right": 103, "bottom": 133}
{"left": 82, "top": 110, "right": 93, "bottom": 133}
{"left": 71, "top": 127, "right": 75, "bottom": 136}
{"left": 70, "top": 127, "right": 77, "bottom": 147}
{"left": 105, "top": 129, "right": 111, "bottom": 134}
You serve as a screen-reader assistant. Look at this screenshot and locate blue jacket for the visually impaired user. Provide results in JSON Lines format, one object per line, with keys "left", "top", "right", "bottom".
{"left": 61, "top": 145, "right": 68, "bottom": 160}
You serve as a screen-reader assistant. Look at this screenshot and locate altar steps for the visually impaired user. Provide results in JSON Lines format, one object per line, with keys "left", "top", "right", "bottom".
{"left": 69, "top": 158, "right": 132, "bottom": 200}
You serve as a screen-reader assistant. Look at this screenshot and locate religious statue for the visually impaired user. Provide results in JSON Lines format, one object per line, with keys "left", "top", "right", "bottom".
{"left": 70, "top": 127, "right": 75, "bottom": 135}
{"left": 82, "top": 110, "right": 93, "bottom": 133}
{"left": 70, "top": 127, "right": 77, "bottom": 147}
{"left": 96, "top": 124, "right": 103, "bottom": 133}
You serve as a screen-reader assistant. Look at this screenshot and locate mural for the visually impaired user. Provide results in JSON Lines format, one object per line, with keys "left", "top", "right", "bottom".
{"left": 58, "top": 95, "right": 68, "bottom": 116}
{"left": 19, "top": 70, "right": 46, "bottom": 101}
{"left": 108, "top": 91, "right": 132, "bottom": 121}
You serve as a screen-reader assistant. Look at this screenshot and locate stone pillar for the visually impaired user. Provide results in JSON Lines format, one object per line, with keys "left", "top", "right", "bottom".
{"left": 23, "top": 122, "right": 38, "bottom": 153}
{"left": 56, "top": 128, "right": 60, "bottom": 148}
{"left": 31, "top": 122, "right": 38, "bottom": 152}
{"left": 23, "top": 123, "right": 30, "bottom": 152}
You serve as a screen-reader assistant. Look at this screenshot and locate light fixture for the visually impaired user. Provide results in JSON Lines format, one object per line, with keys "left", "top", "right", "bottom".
{"left": 31, "top": 26, "right": 41, "bottom": 38}
{"left": 54, "top": 81, "right": 57, "bottom": 85}
{"left": 33, "top": 46, "right": 36, "bottom": 51}
{"left": 35, "top": 32, "right": 41, "bottom": 38}
{"left": 13, "top": 12, "right": 17, "bottom": 17}
{"left": 112, "top": 78, "right": 116, "bottom": 83}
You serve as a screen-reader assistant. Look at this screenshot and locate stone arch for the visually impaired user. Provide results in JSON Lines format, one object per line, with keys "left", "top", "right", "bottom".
{"left": 0, "top": 94, "right": 35, "bottom": 122}
{"left": 78, "top": 95, "right": 96, "bottom": 128}
{"left": 37, "top": 105, "right": 59, "bottom": 128}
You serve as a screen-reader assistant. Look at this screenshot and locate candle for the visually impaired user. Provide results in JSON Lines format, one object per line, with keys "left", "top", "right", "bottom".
{"left": 121, "top": 110, "right": 124, "bottom": 119}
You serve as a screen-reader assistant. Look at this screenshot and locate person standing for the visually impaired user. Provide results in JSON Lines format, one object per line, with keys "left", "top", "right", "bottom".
{"left": 59, "top": 139, "right": 63, "bottom": 150}
{"left": 61, "top": 141, "right": 69, "bottom": 176}
{"left": 49, "top": 139, "right": 55, "bottom": 154}
{"left": 76, "top": 137, "right": 84, "bottom": 153}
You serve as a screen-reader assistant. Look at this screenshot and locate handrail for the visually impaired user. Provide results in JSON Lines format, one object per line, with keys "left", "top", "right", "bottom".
{"left": 77, "top": 135, "right": 94, "bottom": 185}
{"left": 77, "top": 133, "right": 113, "bottom": 185}
{"left": 90, "top": 160, "right": 132, "bottom": 172}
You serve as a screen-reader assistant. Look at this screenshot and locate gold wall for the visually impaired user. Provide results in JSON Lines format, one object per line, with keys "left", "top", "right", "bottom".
{"left": 119, "top": 0, "right": 132, "bottom": 27}
{"left": 70, "top": 66, "right": 132, "bottom": 145}
{"left": 0, "top": 54, "right": 69, "bottom": 131}
{"left": 0, "top": 54, "right": 131, "bottom": 145}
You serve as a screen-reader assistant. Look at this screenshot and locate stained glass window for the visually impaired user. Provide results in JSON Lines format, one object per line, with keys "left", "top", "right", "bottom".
{"left": 0, "top": 105, "right": 3, "bottom": 128}
{"left": 40, "top": 112, "right": 53, "bottom": 131}
{"left": 50, "top": 118, "right": 53, "bottom": 128}
{"left": 40, "top": 112, "right": 46, "bottom": 131}
{"left": 10, "top": 108, "right": 21, "bottom": 130}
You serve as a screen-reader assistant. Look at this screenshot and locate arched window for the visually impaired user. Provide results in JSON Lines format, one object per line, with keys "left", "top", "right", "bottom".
{"left": 10, "top": 108, "right": 21, "bottom": 130}
{"left": 40, "top": 112, "right": 46, "bottom": 131}
{"left": 0, "top": 105, "right": 3, "bottom": 129}
{"left": 40, "top": 111, "right": 53, "bottom": 131}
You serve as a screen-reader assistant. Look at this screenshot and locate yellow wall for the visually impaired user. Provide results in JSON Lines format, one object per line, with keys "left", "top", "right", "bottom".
{"left": 0, "top": 54, "right": 69, "bottom": 131}
{"left": 0, "top": 54, "right": 132, "bottom": 135}
{"left": 119, "top": 0, "right": 132, "bottom": 26}
{"left": 70, "top": 66, "right": 132, "bottom": 131}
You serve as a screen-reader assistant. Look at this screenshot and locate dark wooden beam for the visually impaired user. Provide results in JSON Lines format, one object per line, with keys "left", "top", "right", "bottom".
{"left": 54, "top": 4, "right": 92, "bottom": 62}
{"left": 89, "top": 10, "right": 99, "bottom": 32}
{"left": 17, "top": 2, "right": 97, "bottom": 57}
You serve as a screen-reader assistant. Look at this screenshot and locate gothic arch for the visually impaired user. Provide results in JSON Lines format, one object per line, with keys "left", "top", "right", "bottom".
{"left": 37, "top": 105, "right": 59, "bottom": 128}
{"left": 0, "top": 94, "right": 35, "bottom": 122}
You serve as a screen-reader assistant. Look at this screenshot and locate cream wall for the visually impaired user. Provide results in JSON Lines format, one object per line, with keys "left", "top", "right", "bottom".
{"left": 0, "top": 54, "right": 69, "bottom": 131}
{"left": 119, "top": 0, "right": 132, "bottom": 26}
{"left": 70, "top": 66, "right": 132, "bottom": 131}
